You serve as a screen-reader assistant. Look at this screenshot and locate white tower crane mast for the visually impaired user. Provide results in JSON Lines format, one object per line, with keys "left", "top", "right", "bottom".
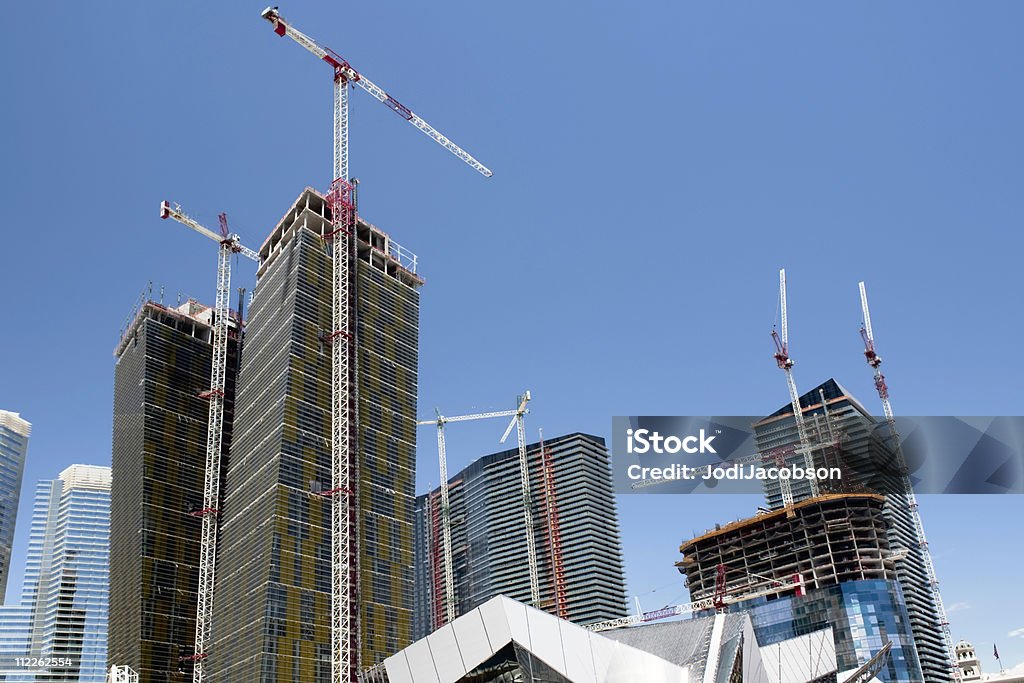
{"left": 417, "top": 408, "right": 520, "bottom": 625}
{"left": 259, "top": 10, "right": 491, "bottom": 680}
{"left": 158, "top": 201, "right": 258, "bottom": 683}
{"left": 499, "top": 392, "right": 541, "bottom": 606}
{"left": 770, "top": 269, "right": 819, "bottom": 507}
{"left": 858, "top": 281, "right": 959, "bottom": 682}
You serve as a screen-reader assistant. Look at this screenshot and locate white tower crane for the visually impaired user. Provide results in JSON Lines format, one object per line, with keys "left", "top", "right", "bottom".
{"left": 858, "top": 281, "right": 959, "bottom": 682}
{"left": 417, "top": 407, "right": 521, "bottom": 626}
{"left": 770, "top": 268, "right": 819, "bottom": 507}
{"left": 499, "top": 392, "right": 541, "bottom": 606}
{"left": 159, "top": 201, "right": 259, "bottom": 683}
{"left": 259, "top": 10, "right": 491, "bottom": 680}
{"left": 259, "top": 6, "right": 492, "bottom": 181}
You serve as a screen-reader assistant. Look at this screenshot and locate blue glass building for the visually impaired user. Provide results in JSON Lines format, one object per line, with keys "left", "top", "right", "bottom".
{"left": 0, "top": 465, "right": 110, "bottom": 682}
{"left": 733, "top": 580, "right": 922, "bottom": 682}
{"left": 0, "top": 411, "right": 31, "bottom": 604}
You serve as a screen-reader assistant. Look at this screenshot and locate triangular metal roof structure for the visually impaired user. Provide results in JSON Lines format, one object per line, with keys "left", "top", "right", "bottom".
{"left": 382, "top": 596, "right": 771, "bottom": 683}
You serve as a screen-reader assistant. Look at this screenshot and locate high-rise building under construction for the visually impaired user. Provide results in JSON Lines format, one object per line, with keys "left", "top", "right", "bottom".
{"left": 109, "top": 299, "right": 241, "bottom": 682}
{"left": 753, "top": 378, "right": 952, "bottom": 683}
{"left": 412, "top": 432, "right": 628, "bottom": 639}
{"left": 208, "top": 189, "right": 421, "bottom": 680}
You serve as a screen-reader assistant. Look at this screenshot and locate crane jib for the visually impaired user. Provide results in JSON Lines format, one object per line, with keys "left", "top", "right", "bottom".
{"left": 383, "top": 96, "right": 414, "bottom": 121}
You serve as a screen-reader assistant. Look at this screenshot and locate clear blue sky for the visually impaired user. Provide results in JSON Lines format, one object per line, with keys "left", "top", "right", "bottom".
{"left": 2, "top": 0, "right": 1022, "bottom": 673}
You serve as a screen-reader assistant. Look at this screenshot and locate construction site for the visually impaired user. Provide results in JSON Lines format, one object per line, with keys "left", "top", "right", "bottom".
{"left": 102, "top": 7, "right": 962, "bottom": 683}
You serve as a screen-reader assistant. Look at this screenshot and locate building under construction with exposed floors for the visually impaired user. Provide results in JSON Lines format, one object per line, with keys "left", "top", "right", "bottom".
{"left": 208, "top": 188, "right": 422, "bottom": 681}
{"left": 109, "top": 299, "right": 241, "bottom": 682}
{"left": 678, "top": 492, "right": 922, "bottom": 681}
{"left": 412, "top": 433, "right": 628, "bottom": 639}
{"left": 752, "top": 378, "right": 953, "bottom": 682}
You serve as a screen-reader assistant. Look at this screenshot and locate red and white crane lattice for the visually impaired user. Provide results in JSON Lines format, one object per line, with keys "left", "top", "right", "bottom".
{"left": 159, "top": 201, "right": 259, "bottom": 683}
{"left": 771, "top": 268, "right": 819, "bottom": 508}
{"left": 858, "top": 282, "right": 959, "bottom": 682}
{"left": 417, "top": 406, "right": 524, "bottom": 627}
{"left": 259, "top": 7, "right": 491, "bottom": 682}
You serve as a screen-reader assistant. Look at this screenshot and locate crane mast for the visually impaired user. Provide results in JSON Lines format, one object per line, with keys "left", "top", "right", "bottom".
{"left": 858, "top": 282, "right": 959, "bottom": 682}
{"left": 260, "top": 10, "right": 492, "bottom": 679}
{"left": 770, "top": 268, "right": 819, "bottom": 507}
{"left": 417, "top": 408, "right": 520, "bottom": 626}
{"left": 159, "top": 201, "right": 258, "bottom": 683}
{"left": 537, "top": 430, "right": 568, "bottom": 620}
{"left": 499, "top": 392, "right": 540, "bottom": 606}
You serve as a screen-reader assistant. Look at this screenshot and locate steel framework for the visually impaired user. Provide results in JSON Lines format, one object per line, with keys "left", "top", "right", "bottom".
{"left": 159, "top": 201, "right": 258, "bottom": 683}
{"left": 858, "top": 281, "right": 958, "bottom": 682}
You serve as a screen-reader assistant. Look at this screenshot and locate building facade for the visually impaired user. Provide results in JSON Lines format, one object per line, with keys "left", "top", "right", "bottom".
{"left": 0, "top": 465, "right": 111, "bottom": 682}
{"left": 109, "top": 300, "right": 241, "bottom": 682}
{"left": 208, "top": 190, "right": 422, "bottom": 681}
{"left": 678, "top": 492, "right": 922, "bottom": 682}
{"left": 0, "top": 412, "right": 31, "bottom": 603}
{"left": 753, "top": 378, "right": 952, "bottom": 682}
{"left": 954, "top": 639, "right": 1024, "bottom": 683}
{"left": 413, "top": 433, "right": 627, "bottom": 639}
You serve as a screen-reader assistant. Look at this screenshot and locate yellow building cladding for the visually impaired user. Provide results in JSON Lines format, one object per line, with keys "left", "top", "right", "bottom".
{"left": 209, "top": 189, "right": 421, "bottom": 682}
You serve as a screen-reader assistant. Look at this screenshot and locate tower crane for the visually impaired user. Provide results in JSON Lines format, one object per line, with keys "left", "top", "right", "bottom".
{"left": 537, "top": 429, "right": 568, "bottom": 620}
{"left": 259, "top": 10, "right": 491, "bottom": 680}
{"left": 417, "top": 407, "right": 521, "bottom": 627}
{"left": 770, "top": 268, "right": 819, "bottom": 507}
{"left": 159, "top": 201, "right": 259, "bottom": 683}
{"left": 858, "top": 282, "right": 959, "bottom": 682}
{"left": 259, "top": 6, "right": 491, "bottom": 182}
{"left": 499, "top": 392, "right": 541, "bottom": 607}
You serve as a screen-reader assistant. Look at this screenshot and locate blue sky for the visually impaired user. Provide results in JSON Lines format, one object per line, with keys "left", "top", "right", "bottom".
{"left": 2, "top": 0, "right": 1022, "bottom": 673}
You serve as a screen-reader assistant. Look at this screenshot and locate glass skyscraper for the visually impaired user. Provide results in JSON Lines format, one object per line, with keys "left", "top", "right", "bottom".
{"left": 0, "top": 411, "right": 31, "bottom": 604}
{"left": 0, "top": 465, "right": 111, "bottom": 682}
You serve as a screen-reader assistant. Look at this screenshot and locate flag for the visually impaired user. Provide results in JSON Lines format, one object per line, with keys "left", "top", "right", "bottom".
{"left": 994, "top": 643, "right": 1001, "bottom": 660}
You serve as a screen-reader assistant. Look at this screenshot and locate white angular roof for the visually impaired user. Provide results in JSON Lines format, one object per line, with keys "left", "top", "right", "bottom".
{"left": 384, "top": 596, "right": 766, "bottom": 683}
